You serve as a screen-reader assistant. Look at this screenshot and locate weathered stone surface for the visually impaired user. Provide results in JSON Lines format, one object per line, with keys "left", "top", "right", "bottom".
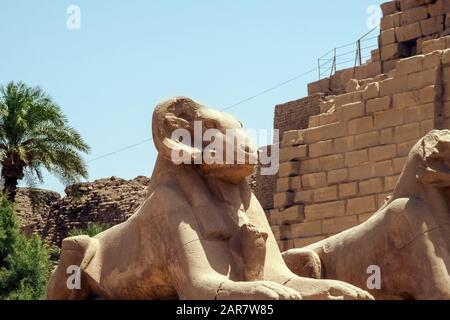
{"left": 38, "top": 176, "right": 150, "bottom": 246}
{"left": 48, "top": 97, "right": 373, "bottom": 301}
{"left": 284, "top": 130, "right": 450, "bottom": 300}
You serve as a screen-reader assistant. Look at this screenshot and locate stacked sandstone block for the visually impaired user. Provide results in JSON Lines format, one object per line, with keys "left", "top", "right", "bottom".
{"left": 308, "top": 0, "right": 450, "bottom": 96}
{"left": 270, "top": 37, "right": 450, "bottom": 251}
{"left": 380, "top": 0, "right": 450, "bottom": 72}
{"left": 274, "top": 94, "right": 322, "bottom": 141}
{"left": 253, "top": 95, "right": 322, "bottom": 213}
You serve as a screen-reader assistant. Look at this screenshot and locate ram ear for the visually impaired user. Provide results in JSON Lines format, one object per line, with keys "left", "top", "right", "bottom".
{"left": 152, "top": 97, "right": 202, "bottom": 163}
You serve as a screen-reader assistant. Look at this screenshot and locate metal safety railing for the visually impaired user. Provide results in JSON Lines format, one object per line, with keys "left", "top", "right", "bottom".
{"left": 318, "top": 27, "right": 380, "bottom": 80}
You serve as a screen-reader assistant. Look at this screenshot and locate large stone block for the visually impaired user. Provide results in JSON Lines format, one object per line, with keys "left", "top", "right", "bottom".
{"left": 407, "top": 66, "right": 441, "bottom": 91}
{"left": 423, "top": 51, "right": 443, "bottom": 70}
{"left": 396, "top": 55, "right": 424, "bottom": 76}
{"left": 307, "top": 78, "right": 331, "bottom": 95}
{"left": 328, "top": 168, "right": 349, "bottom": 185}
{"left": 384, "top": 175, "right": 400, "bottom": 191}
{"left": 359, "top": 178, "right": 383, "bottom": 195}
{"left": 401, "top": 5, "right": 428, "bottom": 25}
{"left": 313, "top": 186, "right": 338, "bottom": 203}
{"left": 347, "top": 196, "right": 376, "bottom": 215}
{"left": 367, "top": 96, "right": 392, "bottom": 113}
{"left": 309, "top": 140, "right": 332, "bottom": 158}
{"left": 300, "top": 158, "right": 321, "bottom": 174}
{"left": 381, "top": 43, "right": 410, "bottom": 61}
{"left": 269, "top": 209, "right": 284, "bottom": 225}
{"left": 349, "top": 164, "right": 376, "bottom": 181}
{"left": 428, "top": 0, "right": 450, "bottom": 16}
{"left": 339, "top": 182, "right": 358, "bottom": 198}
{"left": 421, "top": 119, "right": 434, "bottom": 135}
{"left": 303, "top": 122, "right": 348, "bottom": 144}
{"left": 383, "top": 59, "right": 400, "bottom": 74}
{"left": 335, "top": 91, "right": 363, "bottom": 107}
{"left": 381, "top": 1, "right": 400, "bottom": 16}
{"left": 279, "top": 145, "right": 308, "bottom": 162}
{"left": 374, "top": 159, "right": 395, "bottom": 176}
{"left": 441, "top": 48, "right": 450, "bottom": 64}
{"left": 393, "top": 90, "right": 420, "bottom": 109}
{"left": 397, "top": 139, "right": 419, "bottom": 156}
{"left": 322, "top": 215, "right": 358, "bottom": 234}
{"left": 320, "top": 154, "right": 345, "bottom": 171}
{"left": 317, "top": 113, "right": 338, "bottom": 126}
{"left": 403, "top": 103, "right": 435, "bottom": 123}
{"left": 379, "top": 76, "right": 408, "bottom": 96}
{"left": 380, "top": 127, "right": 394, "bottom": 144}
{"left": 422, "top": 37, "right": 447, "bottom": 54}
{"left": 355, "top": 131, "right": 381, "bottom": 149}
{"left": 345, "top": 149, "right": 369, "bottom": 168}
{"left": 293, "top": 236, "right": 326, "bottom": 248}
{"left": 294, "top": 190, "right": 313, "bottom": 204}
{"left": 348, "top": 116, "right": 374, "bottom": 135}
{"left": 304, "top": 201, "right": 346, "bottom": 221}
{"left": 420, "top": 85, "right": 441, "bottom": 103}
{"left": 394, "top": 122, "right": 422, "bottom": 142}
{"left": 280, "top": 205, "right": 305, "bottom": 224}
{"left": 381, "top": 12, "right": 403, "bottom": 30}
{"left": 271, "top": 225, "right": 281, "bottom": 239}
{"left": 393, "top": 156, "right": 408, "bottom": 173}
{"left": 276, "top": 176, "right": 301, "bottom": 193}
{"left": 301, "top": 172, "right": 327, "bottom": 189}
{"left": 279, "top": 161, "right": 300, "bottom": 177}
{"left": 374, "top": 109, "right": 405, "bottom": 129}
{"left": 274, "top": 191, "right": 295, "bottom": 208}
{"left": 400, "top": 0, "right": 434, "bottom": 11}
{"left": 362, "top": 82, "right": 380, "bottom": 100}
{"left": 319, "top": 99, "right": 335, "bottom": 113}
{"left": 281, "top": 130, "right": 305, "bottom": 148}
{"left": 395, "top": 22, "right": 422, "bottom": 42}
{"left": 336, "top": 101, "right": 366, "bottom": 121}
{"left": 288, "top": 221, "right": 322, "bottom": 238}
{"left": 369, "top": 144, "right": 397, "bottom": 162}
{"left": 355, "top": 61, "right": 383, "bottom": 79}
{"left": 333, "top": 136, "right": 355, "bottom": 153}
{"left": 420, "top": 15, "right": 445, "bottom": 36}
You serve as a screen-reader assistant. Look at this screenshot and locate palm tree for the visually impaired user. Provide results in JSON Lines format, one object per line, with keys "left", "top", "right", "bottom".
{"left": 0, "top": 81, "right": 90, "bottom": 201}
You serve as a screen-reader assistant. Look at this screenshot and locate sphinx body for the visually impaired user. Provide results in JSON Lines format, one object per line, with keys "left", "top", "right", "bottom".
{"left": 47, "top": 97, "right": 373, "bottom": 300}
{"left": 283, "top": 130, "right": 450, "bottom": 300}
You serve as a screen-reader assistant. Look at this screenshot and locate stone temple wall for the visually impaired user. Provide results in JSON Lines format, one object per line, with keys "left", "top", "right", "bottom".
{"left": 274, "top": 94, "right": 323, "bottom": 142}
{"left": 253, "top": 95, "right": 323, "bottom": 211}
{"left": 267, "top": 0, "right": 450, "bottom": 251}
{"left": 15, "top": 176, "right": 150, "bottom": 247}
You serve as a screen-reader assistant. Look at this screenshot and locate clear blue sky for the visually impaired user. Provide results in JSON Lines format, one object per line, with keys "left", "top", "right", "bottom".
{"left": 0, "top": 0, "right": 384, "bottom": 194}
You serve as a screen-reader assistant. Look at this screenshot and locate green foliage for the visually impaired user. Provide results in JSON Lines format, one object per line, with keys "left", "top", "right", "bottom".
{"left": 69, "top": 223, "right": 110, "bottom": 238}
{"left": 47, "top": 245, "right": 61, "bottom": 263}
{"left": 0, "top": 81, "right": 90, "bottom": 198}
{"left": 0, "top": 197, "right": 51, "bottom": 300}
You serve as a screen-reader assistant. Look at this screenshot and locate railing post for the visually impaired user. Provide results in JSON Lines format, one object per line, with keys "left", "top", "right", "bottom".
{"left": 357, "top": 39, "right": 362, "bottom": 66}
{"left": 330, "top": 48, "right": 336, "bottom": 78}
{"left": 318, "top": 59, "right": 321, "bottom": 80}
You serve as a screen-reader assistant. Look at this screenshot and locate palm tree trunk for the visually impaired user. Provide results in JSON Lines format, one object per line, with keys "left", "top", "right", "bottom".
{"left": 1, "top": 154, "right": 25, "bottom": 202}
{"left": 3, "top": 175, "right": 18, "bottom": 201}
